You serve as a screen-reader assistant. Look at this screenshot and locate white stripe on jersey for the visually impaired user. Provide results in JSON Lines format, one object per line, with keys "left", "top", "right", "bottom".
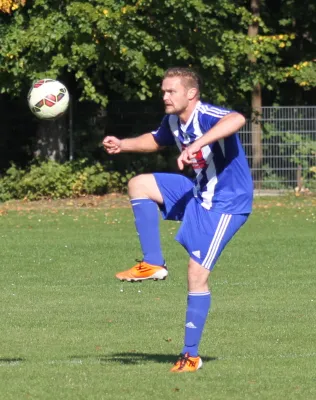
{"left": 192, "top": 111, "right": 203, "bottom": 139}
{"left": 202, "top": 214, "right": 232, "bottom": 270}
{"left": 169, "top": 115, "right": 179, "bottom": 137}
{"left": 198, "top": 104, "right": 230, "bottom": 117}
{"left": 203, "top": 109, "right": 230, "bottom": 118}
{"left": 218, "top": 138, "right": 225, "bottom": 156}
{"left": 200, "top": 175, "right": 217, "bottom": 209}
{"left": 193, "top": 155, "right": 217, "bottom": 209}
{"left": 169, "top": 116, "right": 183, "bottom": 151}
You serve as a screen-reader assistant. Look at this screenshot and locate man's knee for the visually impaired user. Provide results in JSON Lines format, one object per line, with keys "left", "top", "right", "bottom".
{"left": 188, "top": 259, "right": 210, "bottom": 292}
{"left": 188, "top": 269, "right": 208, "bottom": 286}
{"left": 128, "top": 175, "right": 144, "bottom": 195}
{"left": 128, "top": 174, "right": 163, "bottom": 204}
{"left": 128, "top": 174, "right": 152, "bottom": 197}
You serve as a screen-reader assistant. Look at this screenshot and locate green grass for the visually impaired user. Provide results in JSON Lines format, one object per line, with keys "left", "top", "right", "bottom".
{"left": 0, "top": 195, "right": 315, "bottom": 399}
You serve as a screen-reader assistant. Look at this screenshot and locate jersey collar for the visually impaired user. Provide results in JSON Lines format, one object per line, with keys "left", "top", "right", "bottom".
{"left": 180, "top": 101, "right": 201, "bottom": 132}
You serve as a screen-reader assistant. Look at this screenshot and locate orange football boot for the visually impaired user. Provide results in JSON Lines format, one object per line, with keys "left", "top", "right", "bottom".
{"left": 170, "top": 352, "right": 203, "bottom": 373}
{"left": 115, "top": 260, "right": 168, "bottom": 282}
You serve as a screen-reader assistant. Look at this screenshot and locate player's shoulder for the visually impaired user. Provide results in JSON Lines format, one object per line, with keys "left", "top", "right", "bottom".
{"left": 197, "top": 101, "right": 231, "bottom": 117}
{"left": 159, "top": 114, "right": 175, "bottom": 126}
{"left": 163, "top": 114, "right": 178, "bottom": 128}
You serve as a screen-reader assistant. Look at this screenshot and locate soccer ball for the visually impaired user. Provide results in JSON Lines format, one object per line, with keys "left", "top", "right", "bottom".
{"left": 27, "top": 79, "right": 70, "bottom": 120}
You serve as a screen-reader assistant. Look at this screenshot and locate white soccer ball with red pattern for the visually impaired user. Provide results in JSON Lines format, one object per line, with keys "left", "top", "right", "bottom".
{"left": 27, "top": 79, "right": 70, "bottom": 120}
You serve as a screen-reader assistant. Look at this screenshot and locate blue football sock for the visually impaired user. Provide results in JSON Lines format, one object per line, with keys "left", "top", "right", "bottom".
{"left": 182, "top": 292, "right": 211, "bottom": 357}
{"left": 130, "top": 198, "right": 164, "bottom": 266}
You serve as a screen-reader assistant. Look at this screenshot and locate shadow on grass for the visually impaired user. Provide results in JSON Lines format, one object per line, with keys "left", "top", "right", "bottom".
{"left": 70, "top": 353, "right": 217, "bottom": 365}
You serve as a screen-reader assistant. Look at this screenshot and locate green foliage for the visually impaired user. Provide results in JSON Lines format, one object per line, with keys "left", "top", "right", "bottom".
{"left": 261, "top": 164, "right": 288, "bottom": 190}
{"left": 267, "top": 0, "right": 316, "bottom": 95}
{"left": 0, "top": 159, "right": 136, "bottom": 201}
{"left": 260, "top": 123, "right": 316, "bottom": 189}
{"left": 0, "top": 0, "right": 299, "bottom": 108}
{"left": 263, "top": 126, "right": 316, "bottom": 173}
{"left": 285, "top": 62, "right": 316, "bottom": 89}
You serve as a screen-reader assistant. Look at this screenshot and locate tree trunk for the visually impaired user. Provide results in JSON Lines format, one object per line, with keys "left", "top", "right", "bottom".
{"left": 251, "top": 83, "right": 263, "bottom": 188}
{"left": 33, "top": 115, "right": 68, "bottom": 162}
{"left": 248, "top": 0, "right": 263, "bottom": 189}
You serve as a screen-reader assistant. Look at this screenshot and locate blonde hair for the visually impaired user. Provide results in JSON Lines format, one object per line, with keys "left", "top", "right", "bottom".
{"left": 163, "top": 67, "right": 201, "bottom": 94}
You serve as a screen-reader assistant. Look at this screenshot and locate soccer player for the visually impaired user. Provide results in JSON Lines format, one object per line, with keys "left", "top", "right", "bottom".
{"left": 103, "top": 67, "right": 253, "bottom": 372}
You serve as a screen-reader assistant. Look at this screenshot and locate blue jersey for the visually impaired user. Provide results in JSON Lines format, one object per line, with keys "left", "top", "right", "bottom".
{"left": 152, "top": 101, "right": 253, "bottom": 214}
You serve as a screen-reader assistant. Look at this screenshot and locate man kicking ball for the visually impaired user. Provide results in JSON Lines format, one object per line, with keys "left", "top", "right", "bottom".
{"left": 103, "top": 67, "right": 253, "bottom": 372}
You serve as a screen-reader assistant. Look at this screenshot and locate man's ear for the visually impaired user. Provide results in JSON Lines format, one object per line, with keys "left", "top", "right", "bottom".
{"left": 187, "top": 87, "right": 198, "bottom": 100}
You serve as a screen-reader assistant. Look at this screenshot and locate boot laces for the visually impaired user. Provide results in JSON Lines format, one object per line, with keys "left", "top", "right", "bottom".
{"left": 134, "top": 259, "right": 166, "bottom": 271}
{"left": 135, "top": 259, "right": 149, "bottom": 271}
{"left": 177, "top": 353, "right": 196, "bottom": 370}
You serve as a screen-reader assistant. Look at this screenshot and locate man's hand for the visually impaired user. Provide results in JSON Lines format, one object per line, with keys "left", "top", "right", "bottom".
{"left": 103, "top": 136, "right": 121, "bottom": 154}
{"left": 177, "top": 142, "right": 202, "bottom": 170}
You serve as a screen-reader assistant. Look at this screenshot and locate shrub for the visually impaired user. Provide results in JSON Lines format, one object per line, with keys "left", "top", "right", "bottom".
{"left": 0, "top": 159, "right": 135, "bottom": 201}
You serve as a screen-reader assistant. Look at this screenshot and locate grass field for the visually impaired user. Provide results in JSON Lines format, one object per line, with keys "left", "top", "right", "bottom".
{"left": 0, "top": 194, "right": 315, "bottom": 400}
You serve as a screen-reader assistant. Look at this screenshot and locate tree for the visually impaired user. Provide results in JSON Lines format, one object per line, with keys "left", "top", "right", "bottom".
{"left": 0, "top": 0, "right": 292, "bottom": 106}
{"left": 248, "top": 0, "right": 263, "bottom": 188}
{"left": 0, "top": 0, "right": 25, "bottom": 14}
{"left": 261, "top": 0, "right": 316, "bottom": 103}
{"left": 1, "top": 0, "right": 315, "bottom": 165}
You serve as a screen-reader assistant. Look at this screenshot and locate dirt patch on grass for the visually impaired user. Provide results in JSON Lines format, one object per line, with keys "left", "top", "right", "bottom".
{"left": 0, "top": 194, "right": 131, "bottom": 211}
{"left": 1, "top": 192, "right": 315, "bottom": 213}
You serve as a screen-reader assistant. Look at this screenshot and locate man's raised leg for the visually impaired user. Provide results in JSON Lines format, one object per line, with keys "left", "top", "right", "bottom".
{"left": 115, "top": 174, "right": 168, "bottom": 282}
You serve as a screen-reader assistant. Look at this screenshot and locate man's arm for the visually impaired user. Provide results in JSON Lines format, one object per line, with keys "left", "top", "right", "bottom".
{"left": 177, "top": 112, "right": 246, "bottom": 170}
{"left": 197, "top": 112, "right": 246, "bottom": 148}
{"left": 103, "top": 133, "right": 162, "bottom": 154}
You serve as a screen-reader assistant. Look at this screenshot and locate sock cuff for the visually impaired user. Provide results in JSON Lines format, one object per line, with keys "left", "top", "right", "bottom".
{"left": 130, "top": 198, "right": 154, "bottom": 203}
{"left": 188, "top": 291, "right": 210, "bottom": 297}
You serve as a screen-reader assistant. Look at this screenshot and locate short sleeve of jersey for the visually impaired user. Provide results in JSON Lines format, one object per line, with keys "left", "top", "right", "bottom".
{"left": 151, "top": 116, "right": 175, "bottom": 146}
{"left": 198, "top": 104, "right": 233, "bottom": 132}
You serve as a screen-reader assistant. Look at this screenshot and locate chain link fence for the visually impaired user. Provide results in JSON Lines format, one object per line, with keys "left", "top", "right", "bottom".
{"left": 239, "top": 106, "right": 316, "bottom": 194}
{"left": 104, "top": 102, "right": 316, "bottom": 194}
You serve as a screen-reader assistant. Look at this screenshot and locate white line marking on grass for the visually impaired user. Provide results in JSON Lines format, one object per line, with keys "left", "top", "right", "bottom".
{"left": 48, "top": 359, "right": 83, "bottom": 365}
{"left": 0, "top": 361, "right": 22, "bottom": 367}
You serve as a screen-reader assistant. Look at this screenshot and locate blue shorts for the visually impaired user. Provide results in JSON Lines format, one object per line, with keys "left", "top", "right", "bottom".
{"left": 154, "top": 173, "right": 249, "bottom": 270}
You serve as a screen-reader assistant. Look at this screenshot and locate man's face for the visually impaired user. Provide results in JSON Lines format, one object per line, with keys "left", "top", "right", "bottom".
{"left": 161, "top": 77, "right": 190, "bottom": 115}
